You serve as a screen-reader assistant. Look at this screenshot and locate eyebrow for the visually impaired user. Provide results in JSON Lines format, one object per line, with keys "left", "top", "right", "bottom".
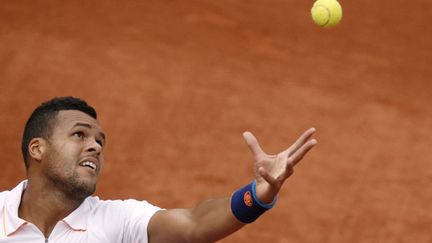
{"left": 73, "top": 122, "right": 106, "bottom": 141}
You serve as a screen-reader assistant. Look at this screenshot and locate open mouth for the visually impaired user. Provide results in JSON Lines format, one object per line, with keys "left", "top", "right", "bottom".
{"left": 80, "top": 161, "right": 97, "bottom": 170}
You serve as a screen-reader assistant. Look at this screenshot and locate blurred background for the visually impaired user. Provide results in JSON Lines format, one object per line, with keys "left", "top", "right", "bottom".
{"left": 1, "top": 1, "right": 431, "bottom": 242}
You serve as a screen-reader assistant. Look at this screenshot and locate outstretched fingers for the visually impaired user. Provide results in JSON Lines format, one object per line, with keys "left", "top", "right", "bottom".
{"left": 285, "top": 128, "right": 316, "bottom": 157}
{"left": 290, "top": 138, "right": 317, "bottom": 166}
{"left": 244, "top": 129, "right": 317, "bottom": 183}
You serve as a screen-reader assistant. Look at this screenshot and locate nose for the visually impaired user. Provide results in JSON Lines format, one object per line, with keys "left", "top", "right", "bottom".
{"left": 86, "top": 139, "right": 103, "bottom": 155}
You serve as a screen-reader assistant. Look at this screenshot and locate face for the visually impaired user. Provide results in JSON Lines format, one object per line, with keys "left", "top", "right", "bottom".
{"left": 41, "top": 110, "right": 106, "bottom": 202}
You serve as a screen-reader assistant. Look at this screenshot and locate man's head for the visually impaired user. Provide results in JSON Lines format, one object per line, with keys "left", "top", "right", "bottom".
{"left": 22, "top": 96, "right": 97, "bottom": 168}
{"left": 22, "top": 97, "right": 105, "bottom": 201}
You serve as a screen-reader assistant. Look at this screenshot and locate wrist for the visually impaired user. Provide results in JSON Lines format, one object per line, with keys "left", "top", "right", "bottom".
{"left": 252, "top": 180, "right": 277, "bottom": 208}
{"left": 230, "top": 181, "right": 277, "bottom": 223}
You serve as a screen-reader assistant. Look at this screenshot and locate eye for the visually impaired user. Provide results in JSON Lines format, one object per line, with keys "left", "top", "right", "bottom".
{"left": 73, "top": 131, "right": 85, "bottom": 139}
{"left": 96, "top": 139, "right": 104, "bottom": 147}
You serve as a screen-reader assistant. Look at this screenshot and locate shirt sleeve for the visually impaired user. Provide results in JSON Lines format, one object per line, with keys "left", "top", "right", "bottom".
{"left": 120, "top": 199, "right": 162, "bottom": 243}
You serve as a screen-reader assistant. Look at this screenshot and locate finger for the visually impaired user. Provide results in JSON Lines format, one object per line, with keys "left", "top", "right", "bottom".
{"left": 283, "top": 157, "right": 295, "bottom": 178}
{"left": 285, "top": 128, "right": 316, "bottom": 156}
{"left": 243, "top": 131, "right": 266, "bottom": 158}
{"left": 290, "top": 139, "right": 317, "bottom": 166}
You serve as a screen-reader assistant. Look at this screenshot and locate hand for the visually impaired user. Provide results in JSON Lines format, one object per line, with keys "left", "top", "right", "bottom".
{"left": 243, "top": 128, "right": 317, "bottom": 204}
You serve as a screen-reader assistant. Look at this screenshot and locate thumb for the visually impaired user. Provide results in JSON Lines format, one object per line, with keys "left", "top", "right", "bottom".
{"left": 243, "top": 131, "right": 265, "bottom": 158}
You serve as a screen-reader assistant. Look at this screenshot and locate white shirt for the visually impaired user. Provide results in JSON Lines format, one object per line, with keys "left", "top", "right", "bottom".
{"left": 0, "top": 181, "right": 161, "bottom": 243}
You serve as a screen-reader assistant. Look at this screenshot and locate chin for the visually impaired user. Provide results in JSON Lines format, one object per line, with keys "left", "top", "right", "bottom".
{"left": 69, "top": 181, "right": 96, "bottom": 201}
{"left": 76, "top": 177, "right": 97, "bottom": 194}
{"left": 56, "top": 174, "right": 97, "bottom": 202}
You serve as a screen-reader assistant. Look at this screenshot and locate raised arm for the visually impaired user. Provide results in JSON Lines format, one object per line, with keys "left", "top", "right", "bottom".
{"left": 148, "top": 128, "right": 317, "bottom": 243}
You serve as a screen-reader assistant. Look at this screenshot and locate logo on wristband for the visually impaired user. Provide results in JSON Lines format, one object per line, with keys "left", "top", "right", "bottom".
{"left": 243, "top": 191, "right": 253, "bottom": 207}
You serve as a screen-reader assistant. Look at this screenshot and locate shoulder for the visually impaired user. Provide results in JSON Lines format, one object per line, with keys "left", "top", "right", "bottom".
{"left": 86, "top": 197, "right": 163, "bottom": 242}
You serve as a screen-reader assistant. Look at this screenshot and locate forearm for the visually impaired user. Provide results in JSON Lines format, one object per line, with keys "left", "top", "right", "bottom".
{"left": 148, "top": 197, "right": 245, "bottom": 243}
{"left": 187, "top": 197, "right": 244, "bottom": 242}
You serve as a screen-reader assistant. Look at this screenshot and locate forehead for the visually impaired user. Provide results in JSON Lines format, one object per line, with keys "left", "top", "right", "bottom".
{"left": 53, "top": 110, "right": 103, "bottom": 132}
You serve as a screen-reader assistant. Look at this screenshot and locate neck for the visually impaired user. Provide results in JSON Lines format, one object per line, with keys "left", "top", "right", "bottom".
{"left": 18, "top": 178, "right": 84, "bottom": 238}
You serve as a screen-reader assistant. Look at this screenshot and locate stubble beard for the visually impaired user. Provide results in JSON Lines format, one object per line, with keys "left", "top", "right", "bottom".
{"left": 44, "top": 167, "right": 96, "bottom": 203}
{"left": 43, "top": 140, "right": 98, "bottom": 203}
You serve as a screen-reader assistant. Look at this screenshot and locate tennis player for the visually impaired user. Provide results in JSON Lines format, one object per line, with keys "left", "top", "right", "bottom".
{"left": 0, "top": 96, "right": 317, "bottom": 243}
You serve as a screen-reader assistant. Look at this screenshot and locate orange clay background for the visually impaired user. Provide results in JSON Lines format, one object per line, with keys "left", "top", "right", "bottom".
{"left": 0, "top": 1, "right": 431, "bottom": 242}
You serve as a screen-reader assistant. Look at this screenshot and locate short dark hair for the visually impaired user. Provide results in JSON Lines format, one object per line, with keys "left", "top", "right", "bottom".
{"left": 21, "top": 96, "right": 97, "bottom": 169}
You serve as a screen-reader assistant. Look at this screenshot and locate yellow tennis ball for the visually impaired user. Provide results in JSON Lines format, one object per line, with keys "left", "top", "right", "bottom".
{"left": 311, "top": 0, "right": 343, "bottom": 28}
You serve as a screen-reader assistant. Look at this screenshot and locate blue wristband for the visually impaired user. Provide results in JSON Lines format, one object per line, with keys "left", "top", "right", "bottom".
{"left": 230, "top": 180, "right": 277, "bottom": 223}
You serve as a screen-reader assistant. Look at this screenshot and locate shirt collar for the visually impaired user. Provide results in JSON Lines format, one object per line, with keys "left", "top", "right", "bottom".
{"left": 4, "top": 180, "right": 29, "bottom": 236}
{"left": 4, "top": 180, "right": 93, "bottom": 235}
{"left": 62, "top": 197, "right": 93, "bottom": 231}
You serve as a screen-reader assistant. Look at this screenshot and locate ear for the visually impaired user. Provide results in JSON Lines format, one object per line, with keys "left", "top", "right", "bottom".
{"left": 28, "top": 138, "right": 47, "bottom": 162}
